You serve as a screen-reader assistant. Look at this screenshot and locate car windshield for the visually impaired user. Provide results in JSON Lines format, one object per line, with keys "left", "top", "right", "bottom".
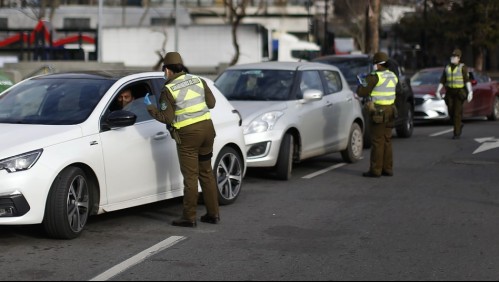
{"left": 410, "top": 69, "right": 441, "bottom": 86}
{"left": 0, "top": 77, "right": 113, "bottom": 125}
{"left": 215, "top": 69, "right": 295, "bottom": 101}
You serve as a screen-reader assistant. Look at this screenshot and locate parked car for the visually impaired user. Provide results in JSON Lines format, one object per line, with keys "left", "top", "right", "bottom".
{"left": 410, "top": 67, "right": 499, "bottom": 121}
{"left": 214, "top": 62, "right": 365, "bottom": 180}
{"left": 312, "top": 54, "right": 415, "bottom": 147}
{"left": 0, "top": 71, "right": 246, "bottom": 239}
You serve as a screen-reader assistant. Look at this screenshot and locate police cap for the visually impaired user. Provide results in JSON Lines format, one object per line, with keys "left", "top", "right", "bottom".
{"left": 373, "top": 52, "right": 389, "bottom": 64}
{"left": 452, "top": 48, "right": 462, "bottom": 57}
{"left": 163, "top": 52, "right": 184, "bottom": 65}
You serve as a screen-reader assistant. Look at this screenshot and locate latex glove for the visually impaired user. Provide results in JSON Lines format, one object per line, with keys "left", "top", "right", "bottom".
{"left": 435, "top": 83, "right": 444, "bottom": 100}
{"left": 357, "top": 73, "right": 368, "bottom": 87}
{"left": 466, "top": 82, "right": 473, "bottom": 102}
{"left": 144, "top": 93, "right": 152, "bottom": 105}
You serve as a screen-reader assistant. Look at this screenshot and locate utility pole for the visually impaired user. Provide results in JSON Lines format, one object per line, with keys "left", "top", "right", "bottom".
{"left": 98, "top": 0, "right": 103, "bottom": 62}
{"left": 323, "top": 0, "right": 328, "bottom": 55}
{"left": 175, "top": 0, "right": 179, "bottom": 52}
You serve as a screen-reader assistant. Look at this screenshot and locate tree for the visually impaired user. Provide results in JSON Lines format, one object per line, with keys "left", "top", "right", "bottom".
{"left": 395, "top": 0, "right": 499, "bottom": 71}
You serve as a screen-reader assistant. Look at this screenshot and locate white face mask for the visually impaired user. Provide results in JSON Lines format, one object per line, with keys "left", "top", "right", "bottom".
{"left": 373, "top": 64, "right": 378, "bottom": 71}
{"left": 450, "top": 56, "right": 460, "bottom": 65}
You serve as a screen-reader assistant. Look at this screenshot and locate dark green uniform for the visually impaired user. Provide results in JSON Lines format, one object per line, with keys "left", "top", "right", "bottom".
{"left": 357, "top": 67, "right": 398, "bottom": 177}
{"left": 439, "top": 63, "right": 469, "bottom": 138}
{"left": 147, "top": 72, "right": 219, "bottom": 222}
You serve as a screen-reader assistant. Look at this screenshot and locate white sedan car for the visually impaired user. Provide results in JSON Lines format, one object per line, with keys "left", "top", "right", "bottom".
{"left": 215, "top": 62, "right": 365, "bottom": 180}
{"left": 0, "top": 71, "right": 246, "bottom": 239}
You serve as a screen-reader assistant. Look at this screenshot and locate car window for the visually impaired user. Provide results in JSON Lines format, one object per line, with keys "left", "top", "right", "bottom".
{"left": 109, "top": 81, "right": 157, "bottom": 123}
{"left": 0, "top": 78, "right": 112, "bottom": 125}
{"left": 321, "top": 70, "right": 342, "bottom": 94}
{"left": 410, "top": 70, "right": 441, "bottom": 86}
{"left": 299, "top": 71, "right": 323, "bottom": 98}
{"left": 215, "top": 69, "right": 295, "bottom": 101}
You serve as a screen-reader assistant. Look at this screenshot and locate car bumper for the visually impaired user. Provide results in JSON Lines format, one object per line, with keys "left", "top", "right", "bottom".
{"left": 0, "top": 165, "right": 54, "bottom": 225}
{"left": 244, "top": 130, "right": 283, "bottom": 167}
{"left": 414, "top": 95, "right": 449, "bottom": 120}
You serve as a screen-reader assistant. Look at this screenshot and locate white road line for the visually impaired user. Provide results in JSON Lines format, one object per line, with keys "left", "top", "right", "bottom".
{"left": 302, "top": 163, "right": 347, "bottom": 179}
{"left": 89, "top": 236, "right": 186, "bottom": 281}
{"left": 430, "top": 128, "right": 454, "bottom": 137}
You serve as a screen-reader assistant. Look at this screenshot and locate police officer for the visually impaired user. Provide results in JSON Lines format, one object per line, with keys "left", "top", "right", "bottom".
{"left": 357, "top": 52, "right": 398, "bottom": 178}
{"left": 145, "top": 52, "right": 220, "bottom": 227}
{"left": 435, "top": 48, "right": 473, "bottom": 139}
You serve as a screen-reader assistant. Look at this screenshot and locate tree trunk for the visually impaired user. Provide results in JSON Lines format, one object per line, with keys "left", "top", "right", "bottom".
{"left": 474, "top": 47, "right": 484, "bottom": 72}
{"left": 368, "top": 0, "right": 380, "bottom": 54}
{"left": 229, "top": 17, "right": 241, "bottom": 66}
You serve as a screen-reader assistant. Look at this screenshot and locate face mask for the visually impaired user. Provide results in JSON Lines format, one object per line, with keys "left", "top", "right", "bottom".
{"left": 373, "top": 64, "right": 378, "bottom": 71}
{"left": 450, "top": 56, "right": 460, "bottom": 64}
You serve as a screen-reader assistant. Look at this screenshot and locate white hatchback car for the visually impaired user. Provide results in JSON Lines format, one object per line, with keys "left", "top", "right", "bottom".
{"left": 0, "top": 71, "right": 246, "bottom": 239}
{"left": 215, "top": 62, "right": 365, "bottom": 180}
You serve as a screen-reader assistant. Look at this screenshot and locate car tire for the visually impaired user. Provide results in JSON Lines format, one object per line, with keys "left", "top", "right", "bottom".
{"left": 341, "top": 123, "right": 363, "bottom": 163}
{"left": 214, "top": 146, "right": 244, "bottom": 205}
{"left": 43, "top": 167, "right": 91, "bottom": 239}
{"left": 487, "top": 97, "right": 499, "bottom": 121}
{"left": 275, "top": 133, "right": 293, "bottom": 181}
{"left": 395, "top": 103, "right": 414, "bottom": 138}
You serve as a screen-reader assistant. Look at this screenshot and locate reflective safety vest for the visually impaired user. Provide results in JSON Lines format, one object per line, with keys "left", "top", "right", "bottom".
{"left": 166, "top": 74, "right": 211, "bottom": 129}
{"left": 445, "top": 64, "right": 464, "bottom": 88}
{"left": 371, "top": 70, "right": 397, "bottom": 105}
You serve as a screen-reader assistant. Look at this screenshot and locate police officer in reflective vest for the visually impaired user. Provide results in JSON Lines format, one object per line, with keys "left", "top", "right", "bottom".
{"left": 435, "top": 48, "right": 473, "bottom": 139}
{"left": 357, "top": 52, "right": 398, "bottom": 178}
{"left": 145, "top": 52, "right": 219, "bottom": 227}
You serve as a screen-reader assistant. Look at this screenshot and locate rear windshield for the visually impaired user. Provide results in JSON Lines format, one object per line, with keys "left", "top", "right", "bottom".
{"left": 215, "top": 69, "right": 296, "bottom": 101}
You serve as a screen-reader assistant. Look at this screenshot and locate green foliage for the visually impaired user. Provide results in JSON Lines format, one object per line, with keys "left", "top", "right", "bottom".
{"left": 395, "top": 0, "right": 499, "bottom": 64}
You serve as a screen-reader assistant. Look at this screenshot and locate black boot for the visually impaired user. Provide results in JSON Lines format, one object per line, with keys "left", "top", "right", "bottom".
{"left": 172, "top": 218, "right": 197, "bottom": 227}
{"left": 200, "top": 214, "right": 220, "bottom": 224}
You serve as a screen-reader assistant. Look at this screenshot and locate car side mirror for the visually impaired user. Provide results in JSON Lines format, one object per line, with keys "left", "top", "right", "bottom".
{"left": 301, "top": 89, "right": 323, "bottom": 103}
{"left": 102, "top": 110, "right": 137, "bottom": 130}
{"left": 471, "top": 79, "right": 478, "bottom": 86}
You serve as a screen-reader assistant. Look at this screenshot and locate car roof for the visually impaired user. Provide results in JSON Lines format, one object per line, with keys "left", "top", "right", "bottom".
{"left": 30, "top": 70, "right": 157, "bottom": 81}
{"left": 225, "top": 61, "right": 340, "bottom": 71}
{"left": 313, "top": 54, "right": 371, "bottom": 62}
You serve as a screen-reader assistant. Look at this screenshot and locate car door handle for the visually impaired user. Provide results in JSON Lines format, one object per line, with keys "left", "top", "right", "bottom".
{"left": 325, "top": 101, "right": 333, "bottom": 108}
{"left": 154, "top": 132, "right": 168, "bottom": 140}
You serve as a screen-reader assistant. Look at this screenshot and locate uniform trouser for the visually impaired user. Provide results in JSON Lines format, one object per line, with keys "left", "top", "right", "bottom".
{"left": 444, "top": 88, "right": 466, "bottom": 137}
{"left": 177, "top": 119, "right": 219, "bottom": 221}
{"left": 369, "top": 105, "right": 394, "bottom": 175}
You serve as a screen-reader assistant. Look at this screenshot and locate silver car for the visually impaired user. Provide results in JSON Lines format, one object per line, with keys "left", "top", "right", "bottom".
{"left": 215, "top": 62, "right": 365, "bottom": 180}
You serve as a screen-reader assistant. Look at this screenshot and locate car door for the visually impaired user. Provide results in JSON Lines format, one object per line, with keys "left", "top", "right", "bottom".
{"left": 295, "top": 70, "right": 330, "bottom": 157}
{"left": 320, "top": 69, "right": 354, "bottom": 151}
{"left": 99, "top": 79, "right": 182, "bottom": 207}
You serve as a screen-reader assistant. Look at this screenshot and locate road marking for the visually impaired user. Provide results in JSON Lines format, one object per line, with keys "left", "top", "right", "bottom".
{"left": 474, "top": 137, "right": 499, "bottom": 154}
{"left": 430, "top": 128, "right": 454, "bottom": 137}
{"left": 302, "top": 163, "right": 347, "bottom": 179}
{"left": 89, "top": 236, "right": 186, "bottom": 281}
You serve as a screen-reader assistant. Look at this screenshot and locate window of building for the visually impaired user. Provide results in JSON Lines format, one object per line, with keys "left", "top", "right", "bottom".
{"left": 151, "top": 17, "right": 174, "bottom": 26}
{"left": 63, "top": 18, "right": 91, "bottom": 29}
{"left": 0, "top": 18, "right": 7, "bottom": 29}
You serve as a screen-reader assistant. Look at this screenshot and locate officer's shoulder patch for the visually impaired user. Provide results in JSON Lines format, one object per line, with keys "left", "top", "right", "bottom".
{"left": 161, "top": 102, "right": 168, "bottom": 111}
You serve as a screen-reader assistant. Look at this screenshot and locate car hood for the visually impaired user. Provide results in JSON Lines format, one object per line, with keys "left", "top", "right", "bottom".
{"left": 0, "top": 124, "right": 83, "bottom": 159}
{"left": 412, "top": 84, "right": 438, "bottom": 96}
{"left": 229, "top": 101, "right": 288, "bottom": 122}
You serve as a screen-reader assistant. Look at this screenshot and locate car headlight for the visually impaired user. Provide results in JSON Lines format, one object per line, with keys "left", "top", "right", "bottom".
{"left": 0, "top": 149, "right": 43, "bottom": 173}
{"left": 244, "top": 111, "right": 284, "bottom": 134}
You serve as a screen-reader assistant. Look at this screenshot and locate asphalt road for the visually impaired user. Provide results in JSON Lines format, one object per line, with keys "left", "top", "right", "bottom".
{"left": 1, "top": 118, "right": 499, "bottom": 281}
